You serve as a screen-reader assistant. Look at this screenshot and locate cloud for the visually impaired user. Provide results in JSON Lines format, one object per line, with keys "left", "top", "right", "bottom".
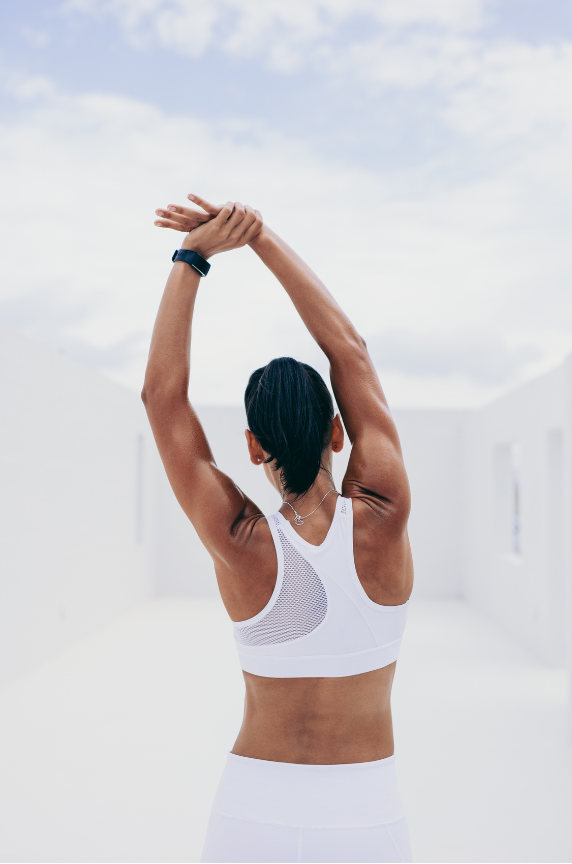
{"left": 59, "top": 0, "right": 572, "bottom": 171}
{"left": 60, "top": 0, "right": 572, "bottom": 153}
{"left": 441, "top": 41, "right": 572, "bottom": 146}
{"left": 1, "top": 64, "right": 571, "bottom": 406}
{"left": 63, "top": 0, "right": 488, "bottom": 71}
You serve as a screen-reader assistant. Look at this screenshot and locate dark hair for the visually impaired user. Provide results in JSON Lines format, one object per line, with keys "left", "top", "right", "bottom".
{"left": 245, "top": 357, "right": 334, "bottom": 497}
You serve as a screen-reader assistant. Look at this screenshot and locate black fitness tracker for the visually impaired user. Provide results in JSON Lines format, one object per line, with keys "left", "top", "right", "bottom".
{"left": 172, "top": 248, "right": 211, "bottom": 277}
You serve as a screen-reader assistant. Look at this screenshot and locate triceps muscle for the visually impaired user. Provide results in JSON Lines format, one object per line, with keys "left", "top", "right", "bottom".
{"left": 144, "top": 395, "right": 262, "bottom": 563}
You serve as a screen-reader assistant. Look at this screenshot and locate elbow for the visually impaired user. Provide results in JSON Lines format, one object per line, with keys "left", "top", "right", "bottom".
{"left": 350, "top": 328, "right": 372, "bottom": 356}
{"left": 355, "top": 334, "right": 369, "bottom": 357}
{"left": 334, "top": 333, "right": 371, "bottom": 371}
{"left": 391, "top": 481, "right": 411, "bottom": 526}
{"left": 342, "top": 329, "right": 368, "bottom": 357}
{"left": 141, "top": 376, "right": 187, "bottom": 411}
{"left": 394, "top": 492, "right": 411, "bottom": 526}
{"left": 141, "top": 381, "right": 157, "bottom": 407}
{"left": 322, "top": 328, "right": 368, "bottom": 360}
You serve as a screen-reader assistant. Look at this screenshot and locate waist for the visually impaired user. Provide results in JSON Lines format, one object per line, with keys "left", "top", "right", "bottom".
{"left": 233, "top": 665, "right": 396, "bottom": 764}
{"left": 213, "top": 752, "right": 405, "bottom": 828}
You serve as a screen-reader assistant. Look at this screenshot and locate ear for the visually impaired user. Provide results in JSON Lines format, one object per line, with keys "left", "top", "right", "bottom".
{"left": 245, "top": 429, "right": 266, "bottom": 466}
{"left": 331, "top": 414, "right": 345, "bottom": 453}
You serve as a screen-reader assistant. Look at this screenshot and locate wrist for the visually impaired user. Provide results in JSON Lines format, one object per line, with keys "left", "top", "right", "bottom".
{"left": 172, "top": 248, "right": 211, "bottom": 277}
{"left": 248, "top": 223, "right": 271, "bottom": 251}
{"left": 181, "top": 237, "right": 211, "bottom": 259}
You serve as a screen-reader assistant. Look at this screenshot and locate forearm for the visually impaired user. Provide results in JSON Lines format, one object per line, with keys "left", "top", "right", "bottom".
{"left": 142, "top": 262, "right": 201, "bottom": 398}
{"left": 249, "top": 226, "right": 364, "bottom": 359}
{"left": 250, "top": 225, "right": 392, "bottom": 433}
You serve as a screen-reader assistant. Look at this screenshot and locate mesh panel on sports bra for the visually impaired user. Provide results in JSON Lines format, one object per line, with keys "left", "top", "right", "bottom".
{"left": 234, "top": 520, "right": 328, "bottom": 647}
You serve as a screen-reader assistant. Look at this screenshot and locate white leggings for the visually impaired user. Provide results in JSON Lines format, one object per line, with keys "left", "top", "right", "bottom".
{"left": 200, "top": 753, "right": 412, "bottom": 863}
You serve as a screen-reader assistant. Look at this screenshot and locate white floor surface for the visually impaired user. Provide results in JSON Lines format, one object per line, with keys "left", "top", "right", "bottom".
{"left": 0, "top": 597, "right": 570, "bottom": 863}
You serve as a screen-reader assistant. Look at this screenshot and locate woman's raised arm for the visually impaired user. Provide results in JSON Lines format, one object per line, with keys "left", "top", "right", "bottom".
{"left": 248, "top": 224, "right": 410, "bottom": 520}
{"left": 142, "top": 202, "right": 267, "bottom": 582}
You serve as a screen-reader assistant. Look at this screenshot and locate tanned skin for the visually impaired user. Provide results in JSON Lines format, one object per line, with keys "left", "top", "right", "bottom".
{"left": 143, "top": 194, "right": 413, "bottom": 765}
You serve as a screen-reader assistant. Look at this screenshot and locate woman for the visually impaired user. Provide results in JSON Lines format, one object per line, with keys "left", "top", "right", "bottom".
{"left": 144, "top": 195, "right": 414, "bottom": 863}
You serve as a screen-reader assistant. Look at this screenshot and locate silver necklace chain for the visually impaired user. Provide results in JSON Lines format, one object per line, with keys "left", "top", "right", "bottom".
{"left": 285, "top": 488, "right": 337, "bottom": 526}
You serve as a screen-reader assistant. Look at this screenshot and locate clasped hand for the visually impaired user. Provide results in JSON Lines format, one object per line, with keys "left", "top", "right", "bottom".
{"left": 154, "top": 193, "right": 263, "bottom": 259}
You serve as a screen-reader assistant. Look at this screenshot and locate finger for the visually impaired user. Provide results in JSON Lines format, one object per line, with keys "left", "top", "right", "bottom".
{"left": 242, "top": 210, "right": 264, "bottom": 244}
{"left": 225, "top": 205, "right": 259, "bottom": 247}
{"left": 155, "top": 209, "right": 195, "bottom": 229}
{"left": 236, "top": 205, "right": 257, "bottom": 235}
{"left": 245, "top": 205, "right": 263, "bottom": 224}
{"left": 226, "top": 201, "right": 246, "bottom": 232}
{"left": 242, "top": 220, "right": 263, "bottom": 244}
{"left": 213, "top": 201, "right": 235, "bottom": 226}
{"left": 240, "top": 205, "right": 261, "bottom": 226}
{"left": 165, "top": 205, "right": 211, "bottom": 224}
{"left": 154, "top": 217, "right": 189, "bottom": 231}
{"left": 187, "top": 193, "right": 222, "bottom": 215}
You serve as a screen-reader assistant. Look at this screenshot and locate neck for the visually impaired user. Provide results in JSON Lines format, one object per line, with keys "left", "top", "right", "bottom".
{"left": 281, "top": 467, "right": 336, "bottom": 508}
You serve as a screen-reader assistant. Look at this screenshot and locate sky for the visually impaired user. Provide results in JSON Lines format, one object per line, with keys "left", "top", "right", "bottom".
{"left": 1, "top": 0, "right": 572, "bottom": 407}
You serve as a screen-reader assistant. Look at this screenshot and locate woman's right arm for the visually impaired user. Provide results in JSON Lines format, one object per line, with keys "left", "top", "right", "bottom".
{"left": 248, "top": 225, "right": 410, "bottom": 522}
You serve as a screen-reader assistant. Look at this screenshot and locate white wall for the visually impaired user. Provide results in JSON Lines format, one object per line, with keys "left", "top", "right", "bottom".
{"left": 0, "top": 325, "right": 154, "bottom": 686}
{"left": 462, "top": 363, "right": 570, "bottom": 665}
{"left": 565, "top": 357, "right": 572, "bottom": 737}
{"left": 394, "top": 410, "right": 466, "bottom": 598}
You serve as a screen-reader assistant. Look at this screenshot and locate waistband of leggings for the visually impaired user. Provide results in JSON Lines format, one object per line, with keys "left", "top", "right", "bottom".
{"left": 228, "top": 752, "right": 396, "bottom": 771}
{"left": 211, "top": 752, "right": 405, "bottom": 828}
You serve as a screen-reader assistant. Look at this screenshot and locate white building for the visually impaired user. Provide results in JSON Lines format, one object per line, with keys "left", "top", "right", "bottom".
{"left": 1, "top": 321, "right": 570, "bottom": 710}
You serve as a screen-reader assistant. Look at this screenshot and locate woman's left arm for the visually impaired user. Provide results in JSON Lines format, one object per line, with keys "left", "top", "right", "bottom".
{"left": 142, "top": 201, "right": 264, "bottom": 570}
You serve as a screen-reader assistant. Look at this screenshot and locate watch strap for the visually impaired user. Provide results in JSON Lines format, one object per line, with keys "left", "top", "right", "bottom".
{"left": 172, "top": 248, "right": 211, "bottom": 277}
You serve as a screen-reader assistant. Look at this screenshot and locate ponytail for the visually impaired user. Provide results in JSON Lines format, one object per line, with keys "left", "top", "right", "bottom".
{"left": 244, "top": 357, "right": 334, "bottom": 497}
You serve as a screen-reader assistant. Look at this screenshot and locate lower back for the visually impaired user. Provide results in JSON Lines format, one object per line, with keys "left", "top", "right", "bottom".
{"left": 232, "top": 663, "right": 397, "bottom": 765}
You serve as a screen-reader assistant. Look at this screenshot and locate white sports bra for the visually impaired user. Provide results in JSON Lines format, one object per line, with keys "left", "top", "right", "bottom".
{"left": 233, "top": 495, "right": 408, "bottom": 678}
